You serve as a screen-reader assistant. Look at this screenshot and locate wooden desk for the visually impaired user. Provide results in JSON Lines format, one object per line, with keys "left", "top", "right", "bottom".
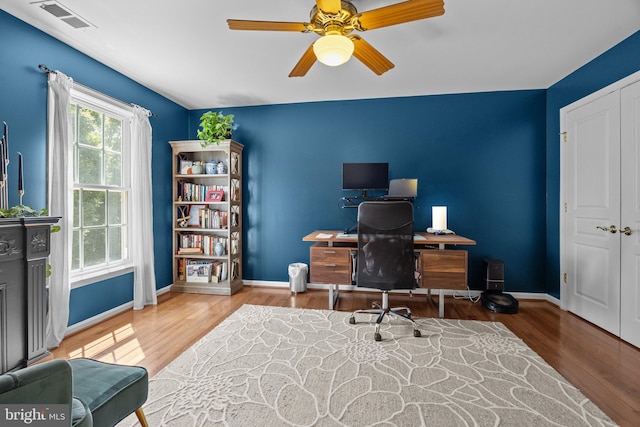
{"left": 303, "top": 230, "right": 476, "bottom": 317}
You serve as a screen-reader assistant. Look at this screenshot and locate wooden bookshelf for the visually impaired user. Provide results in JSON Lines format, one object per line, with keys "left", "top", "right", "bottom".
{"left": 169, "top": 140, "right": 243, "bottom": 295}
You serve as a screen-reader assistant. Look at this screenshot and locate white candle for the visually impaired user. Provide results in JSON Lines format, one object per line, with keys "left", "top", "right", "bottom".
{"left": 432, "top": 206, "right": 447, "bottom": 231}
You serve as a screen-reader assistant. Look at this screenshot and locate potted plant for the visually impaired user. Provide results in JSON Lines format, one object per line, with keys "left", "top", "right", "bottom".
{"left": 196, "top": 111, "right": 235, "bottom": 147}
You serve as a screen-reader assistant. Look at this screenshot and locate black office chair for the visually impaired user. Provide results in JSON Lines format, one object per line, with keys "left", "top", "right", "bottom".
{"left": 349, "top": 201, "right": 422, "bottom": 341}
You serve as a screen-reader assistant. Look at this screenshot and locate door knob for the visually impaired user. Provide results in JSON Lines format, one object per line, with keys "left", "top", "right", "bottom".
{"left": 622, "top": 226, "right": 633, "bottom": 236}
{"left": 596, "top": 225, "right": 617, "bottom": 233}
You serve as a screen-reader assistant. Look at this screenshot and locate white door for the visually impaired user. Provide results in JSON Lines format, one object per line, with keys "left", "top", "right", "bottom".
{"left": 620, "top": 80, "right": 640, "bottom": 347}
{"left": 565, "top": 91, "right": 621, "bottom": 335}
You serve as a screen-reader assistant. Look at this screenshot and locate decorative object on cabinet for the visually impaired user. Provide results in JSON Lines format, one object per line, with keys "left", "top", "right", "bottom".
{"left": 205, "top": 160, "right": 218, "bottom": 175}
{"left": 191, "top": 161, "right": 204, "bottom": 175}
{"left": 216, "top": 161, "right": 227, "bottom": 174}
{"left": 186, "top": 262, "right": 213, "bottom": 283}
{"left": 205, "top": 189, "right": 224, "bottom": 202}
{"left": 177, "top": 205, "right": 190, "bottom": 228}
{"left": 186, "top": 205, "right": 206, "bottom": 227}
{"left": 1, "top": 121, "right": 10, "bottom": 209}
{"left": 0, "top": 204, "right": 52, "bottom": 219}
{"left": 179, "top": 158, "right": 193, "bottom": 175}
{"left": 196, "top": 111, "right": 236, "bottom": 147}
{"left": 170, "top": 140, "right": 243, "bottom": 295}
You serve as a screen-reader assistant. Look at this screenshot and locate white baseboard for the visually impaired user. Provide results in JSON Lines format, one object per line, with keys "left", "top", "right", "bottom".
{"left": 64, "top": 282, "right": 561, "bottom": 337}
{"left": 64, "top": 285, "right": 172, "bottom": 336}
{"left": 242, "top": 280, "right": 561, "bottom": 306}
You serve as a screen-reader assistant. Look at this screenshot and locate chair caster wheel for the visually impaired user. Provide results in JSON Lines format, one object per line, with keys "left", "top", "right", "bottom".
{"left": 374, "top": 333, "right": 382, "bottom": 341}
{"left": 349, "top": 317, "right": 356, "bottom": 324}
{"left": 414, "top": 330, "right": 421, "bottom": 337}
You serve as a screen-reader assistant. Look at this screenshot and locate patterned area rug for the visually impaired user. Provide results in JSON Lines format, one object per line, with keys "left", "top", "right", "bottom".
{"left": 121, "top": 304, "right": 615, "bottom": 426}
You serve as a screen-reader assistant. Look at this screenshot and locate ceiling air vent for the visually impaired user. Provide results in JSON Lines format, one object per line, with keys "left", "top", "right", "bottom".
{"left": 32, "top": 1, "right": 94, "bottom": 29}
{"left": 61, "top": 16, "right": 90, "bottom": 29}
{"left": 41, "top": 3, "right": 71, "bottom": 18}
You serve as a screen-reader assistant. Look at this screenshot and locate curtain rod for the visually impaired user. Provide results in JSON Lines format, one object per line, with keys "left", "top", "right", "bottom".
{"left": 38, "top": 64, "right": 158, "bottom": 118}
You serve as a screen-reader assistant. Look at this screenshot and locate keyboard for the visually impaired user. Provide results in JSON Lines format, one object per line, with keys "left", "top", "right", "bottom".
{"left": 336, "top": 233, "right": 427, "bottom": 241}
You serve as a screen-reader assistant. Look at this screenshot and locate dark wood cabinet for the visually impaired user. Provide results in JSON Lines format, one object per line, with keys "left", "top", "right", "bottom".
{"left": 0, "top": 217, "right": 58, "bottom": 374}
{"left": 310, "top": 246, "right": 354, "bottom": 285}
{"left": 420, "top": 249, "right": 468, "bottom": 290}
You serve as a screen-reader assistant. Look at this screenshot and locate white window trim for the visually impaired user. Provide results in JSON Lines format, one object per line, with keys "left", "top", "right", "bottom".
{"left": 71, "top": 264, "right": 135, "bottom": 289}
{"left": 69, "top": 84, "right": 134, "bottom": 289}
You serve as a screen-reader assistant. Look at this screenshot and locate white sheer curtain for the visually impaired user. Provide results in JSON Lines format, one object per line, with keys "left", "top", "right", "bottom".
{"left": 131, "top": 105, "right": 157, "bottom": 309}
{"left": 46, "top": 71, "right": 73, "bottom": 348}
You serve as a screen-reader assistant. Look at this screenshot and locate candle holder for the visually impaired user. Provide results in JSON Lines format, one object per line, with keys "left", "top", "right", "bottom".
{"left": 17, "top": 152, "right": 23, "bottom": 206}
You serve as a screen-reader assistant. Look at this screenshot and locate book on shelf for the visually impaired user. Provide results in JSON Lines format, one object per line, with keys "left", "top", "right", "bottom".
{"left": 178, "top": 258, "right": 186, "bottom": 280}
{"left": 197, "top": 208, "right": 228, "bottom": 229}
{"left": 185, "top": 260, "right": 228, "bottom": 284}
{"left": 179, "top": 233, "right": 228, "bottom": 255}
{"left": 210, "top": 261, "right": 228, "bottom": 283}
{"left": 178, "top": 182, "right": 229, "bottom": 203}
{"left": 178, "top": 247, "right": 203, "bottom": 255}
{"left": 186, "top": 261, "right": 212, "bottom": 283}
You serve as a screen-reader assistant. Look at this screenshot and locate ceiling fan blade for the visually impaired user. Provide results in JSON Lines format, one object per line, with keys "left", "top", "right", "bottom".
{"left": 357, "top": 0, "right": 445, "bottom": 31}
{"left": 289, "top": 44, "right": 317, "bottom": 77}
{"left": 316, "top": 0, "right": 342, "bottom": 14}
{"left": 227, "top": 19, "right": 308, "bottom": 32}
{"left": 350, "top": 36, "right": 394, "bottom": 75}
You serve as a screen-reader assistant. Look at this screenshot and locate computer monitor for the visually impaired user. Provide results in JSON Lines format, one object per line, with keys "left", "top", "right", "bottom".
{"left": 342, "top": 163, "right": 389, "bottom": 197}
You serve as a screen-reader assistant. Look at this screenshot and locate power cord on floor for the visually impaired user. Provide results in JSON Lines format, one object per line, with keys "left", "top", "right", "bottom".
{"left": 453, "top": 287, "right": 481, "bottom": 303}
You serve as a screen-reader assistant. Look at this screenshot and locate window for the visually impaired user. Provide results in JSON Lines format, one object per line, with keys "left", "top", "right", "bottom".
{"left": 68, "top": 87, "right": 133, "bottom": 286}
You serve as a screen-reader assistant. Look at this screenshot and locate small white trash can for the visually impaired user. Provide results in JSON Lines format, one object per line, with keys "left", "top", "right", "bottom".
{"left": 288, "top": 262, "right": 308, "bottom": 294}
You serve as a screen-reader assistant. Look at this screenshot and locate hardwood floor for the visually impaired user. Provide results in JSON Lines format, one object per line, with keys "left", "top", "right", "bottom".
{"left": 51, "top": 286, "right": 640, "bottom": 426}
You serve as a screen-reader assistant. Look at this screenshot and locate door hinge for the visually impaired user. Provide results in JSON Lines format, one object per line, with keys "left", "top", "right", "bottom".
{"left": 563, "top": 272, "right": 567, "bottom": 283}
{"left": 561, "top": 131, "right": 567, "bottom": 142}
{"left": 564, "top": 202, "right": 568, "bottom": 213}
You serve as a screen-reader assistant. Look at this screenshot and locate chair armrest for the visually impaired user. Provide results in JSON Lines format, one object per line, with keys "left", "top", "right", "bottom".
{"left": 0, "top": 359, "right": 73, "bottom": 404}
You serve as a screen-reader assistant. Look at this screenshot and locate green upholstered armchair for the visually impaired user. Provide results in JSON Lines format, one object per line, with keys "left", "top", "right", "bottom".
{"left": 0, "top": 359, "right": 92, "bottom": 427}
{"left": 0, "top": 358, "right": 148, "bottom": 427}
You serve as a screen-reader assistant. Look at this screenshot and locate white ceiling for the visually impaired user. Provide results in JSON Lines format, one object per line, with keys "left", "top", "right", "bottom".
{"left": 3, "top": 0, "right": 640, "bottom": 110}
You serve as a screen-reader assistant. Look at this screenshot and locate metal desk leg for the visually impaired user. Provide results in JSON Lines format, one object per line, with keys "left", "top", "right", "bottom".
{"left": 425, "top": 288, "right": 445, "bottom": 319}
{"left": 329, "top": 284, "right": 339, "bottom": 310}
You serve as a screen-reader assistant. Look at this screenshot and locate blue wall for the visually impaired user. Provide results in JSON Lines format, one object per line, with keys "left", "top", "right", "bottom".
{"left": 4, "top": 7, "right": 640, "bottom": 325}
{"left": 0, "top": 11, "right": 189, "bottom": 325}
{"left": 191, "top": 89, "right": 548, "bottom": 292}
{"left": 545, "top": 30, "right": 640, "bottom": 298}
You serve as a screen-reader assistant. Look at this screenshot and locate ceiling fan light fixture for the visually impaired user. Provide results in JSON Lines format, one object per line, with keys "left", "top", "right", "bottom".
{"left": 313, "top": 34, "right": 354, "bottom": 66}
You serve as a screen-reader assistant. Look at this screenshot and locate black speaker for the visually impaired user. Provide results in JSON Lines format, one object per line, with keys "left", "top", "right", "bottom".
{"left": 484, "top": 258, "right": 504, "bottom": 291}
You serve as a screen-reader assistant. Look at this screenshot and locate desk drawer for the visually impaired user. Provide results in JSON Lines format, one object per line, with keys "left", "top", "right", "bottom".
{"left": 421, "top": 249, "right": 467, "bottom": 290}
{"left": 310, "top": 246, "right": 352, "bottom": 284}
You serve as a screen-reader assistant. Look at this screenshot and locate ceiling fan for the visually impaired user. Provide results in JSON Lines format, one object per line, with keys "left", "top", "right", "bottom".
{"left": 227, "top": 0, "right": 445, "bottom": 77}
